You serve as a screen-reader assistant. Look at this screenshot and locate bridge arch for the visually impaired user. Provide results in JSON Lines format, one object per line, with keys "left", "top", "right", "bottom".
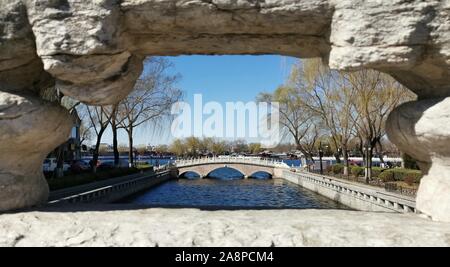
{"left": 206, "top": 166, "right": 246, "bottom": 179}
{"left": 176, "top": 161, "right": 275, "bottom": 179}
{"left": 179, "top": 171, "right": 202, "bottom": 179}
{"left": 249, "top": 171, "right": 273, "bottom": 179}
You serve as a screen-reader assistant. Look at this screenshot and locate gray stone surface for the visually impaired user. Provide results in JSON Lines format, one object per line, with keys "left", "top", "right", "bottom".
{"left": 386, "top": 97, "right": 450, "bottom": 222}
{"left": 0, "top": 0, "right": 449, "bottom": 221}
{"left": 0, "top": 92, "right": 72, "bottom": 211}
{"left": 4, "top": 0, "right": 445, "bottom": 101}
{"left": 0, "top": 207, "right": 449, "bottom": 246}
{"left": 0, "top": 0, "right": 52, "bottom": 93}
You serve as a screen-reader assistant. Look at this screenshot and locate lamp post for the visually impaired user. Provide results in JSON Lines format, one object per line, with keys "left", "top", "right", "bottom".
{"left": 319, "top": 142, "right": 324, "bottom": 175}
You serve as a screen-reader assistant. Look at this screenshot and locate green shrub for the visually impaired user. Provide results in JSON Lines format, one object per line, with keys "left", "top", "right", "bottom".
{"left": 378, "top": 168, "right": 422, "bottom": 183}
{"left": 371, "top": 167, "right": 385, "bottom": 177}
{"left": 404, "top": 175, "right": 415, "bottom": 186}
{"left": 351, "top": 166, "right": 364, "bottom": 177}
{"left": 331, "top": 164, "right": 344, "bottom": 174}
{"left": 391, "top": 168, "right": 422, "bottom": 182}
{"left": 412, "top": 172, "right": 423, "bottom": 184}
{"left": 379, "top": 170, "right": 395, "bottom": 182}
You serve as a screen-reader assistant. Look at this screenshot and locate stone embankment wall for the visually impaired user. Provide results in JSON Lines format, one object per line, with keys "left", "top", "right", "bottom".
{"left": 277, "top": 168, "right": 416, "bottom": 214}
{"left": 49, "top": 170, "right": 174, "bottom": 205}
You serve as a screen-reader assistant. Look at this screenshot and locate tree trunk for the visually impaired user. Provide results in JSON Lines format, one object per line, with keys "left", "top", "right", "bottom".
{"left": 295, "top": 143, "right": 314, "bottom": 163}
{"left": 112, "top": 118, "right": 119, "bottom": 168}
{"left": 342, "top": 145, "right": 349, "bottom": 176}
{"left": 364, "top": 142, "right": 374, "bottom": 184}
{"left": 367, "top": 148, "right": 373, "bottom": 183}
{"left": 359, "top": 142, "right": 365, "bottom": 163}
{"left": 335, "top": 154, "right": 341, "bottom": 164}
{"left": 92, "top": 127, "right": 106, "bottom": 173}
{"left": 92, "top": 142, "right": 100, "bottom": 173}
{"left": 376, "top": 141, "right": 385, "bottom": 164}
{"left": 54, "top": 94, "right": 65, "bottom": 178}
{"left": 54, "top": 145, "right": 65, "bottom": 178}
{"left": 378, "top": 152, "right": 385, "bottom": 164}
{"left": 334, "top": 146, "right": 341, "bottom": 164}
{"left": 127, "top": 127, "right": 134, "bottom": 168}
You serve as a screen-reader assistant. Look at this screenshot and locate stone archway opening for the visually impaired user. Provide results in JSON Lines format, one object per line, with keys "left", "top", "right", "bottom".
{"left": 1, "top": 0, "right": 449, "bottom": 222}
{"left": 206, "top": 167, "right": 245, "bottom": 180}
{"left": 249, "top": 171, "right": 273, "bottom": 180}
{"left": 179, "top": 171, "right": 202, "bottom": 180}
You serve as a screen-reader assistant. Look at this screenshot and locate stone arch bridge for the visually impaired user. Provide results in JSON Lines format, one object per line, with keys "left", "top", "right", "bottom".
{"left": 175, "top": 157, "right": 288, "bottom": 178}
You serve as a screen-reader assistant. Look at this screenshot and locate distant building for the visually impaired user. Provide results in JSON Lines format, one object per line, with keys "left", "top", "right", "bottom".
{"left": 89, "top": 143, "right": 113, "bottom": 154}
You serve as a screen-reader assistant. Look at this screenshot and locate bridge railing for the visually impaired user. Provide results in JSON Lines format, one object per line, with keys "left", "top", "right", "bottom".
{"left": 175, "top": 156, "right": 289, "bottom": 168}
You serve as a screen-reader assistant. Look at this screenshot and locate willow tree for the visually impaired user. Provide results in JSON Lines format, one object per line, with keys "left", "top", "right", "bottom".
{"left": 248, "top": 143, "right": 263, "bottom": 154}
{"left": 285, "top": 59, "right": 415, "bottom": 179}
{"left": 344, "top": 69, "right": 415, "bottom": 181}
{"left": 210, "top": 139, "right": 228, "bottom": 156}
{"left": 169, "top": 139, "right": 188, "bottom": 157}
{"left": 288, "top": 59, "right": 357, "bottom": 175}
{"left": 184, "top": 136, "right": 202, "bottom": 157}
{"left": 258, "top": 86, "right": 319, "bottom": 161}
{"left": 115, "top": 57, "right": 182, "bottom": 167}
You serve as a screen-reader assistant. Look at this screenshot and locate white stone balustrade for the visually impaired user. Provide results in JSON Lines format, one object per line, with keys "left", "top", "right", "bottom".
{"left": 175, "top": 157, "right": 287, "bottom": 168}
{"left": 282, "top": 170, "right": 416, "bottom": 214}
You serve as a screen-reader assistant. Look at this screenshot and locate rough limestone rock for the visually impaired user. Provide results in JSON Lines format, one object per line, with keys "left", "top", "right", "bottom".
{"left": 0, "top": 0, "right": 52, "bottom": 93}
{"left": 0, "top": 92, "right": 72, "bottom": 211}
{"left": 0, "top": 207, "right": 449, "bottom": 247}
{"left": 0, "top": 0, "right": 449, "bottom": 222}
{"left": 386, "top": 97, "right": 450, "bottom": 222}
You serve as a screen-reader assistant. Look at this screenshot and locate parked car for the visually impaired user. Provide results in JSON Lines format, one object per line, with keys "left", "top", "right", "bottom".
{"left": 69, "top": 160, "right": 90, "bottom": 172}
{"left": 42, "top": 158, "right": 70, "bottom": 172}
{"left": 97, "top": 161, "right": 115, "bottom": 170}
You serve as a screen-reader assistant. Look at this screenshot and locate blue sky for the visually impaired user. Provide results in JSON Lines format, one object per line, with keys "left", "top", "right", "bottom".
{"left": 102, "top": 55, "right": 298, "bottom": 146}
{"left": 167, "top": 55, "right": 296, "bottom": 104}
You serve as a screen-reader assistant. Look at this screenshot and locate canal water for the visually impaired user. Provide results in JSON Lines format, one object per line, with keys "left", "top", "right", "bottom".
{"left": 122, "top": 168, "right": 348, "bottom": 210}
